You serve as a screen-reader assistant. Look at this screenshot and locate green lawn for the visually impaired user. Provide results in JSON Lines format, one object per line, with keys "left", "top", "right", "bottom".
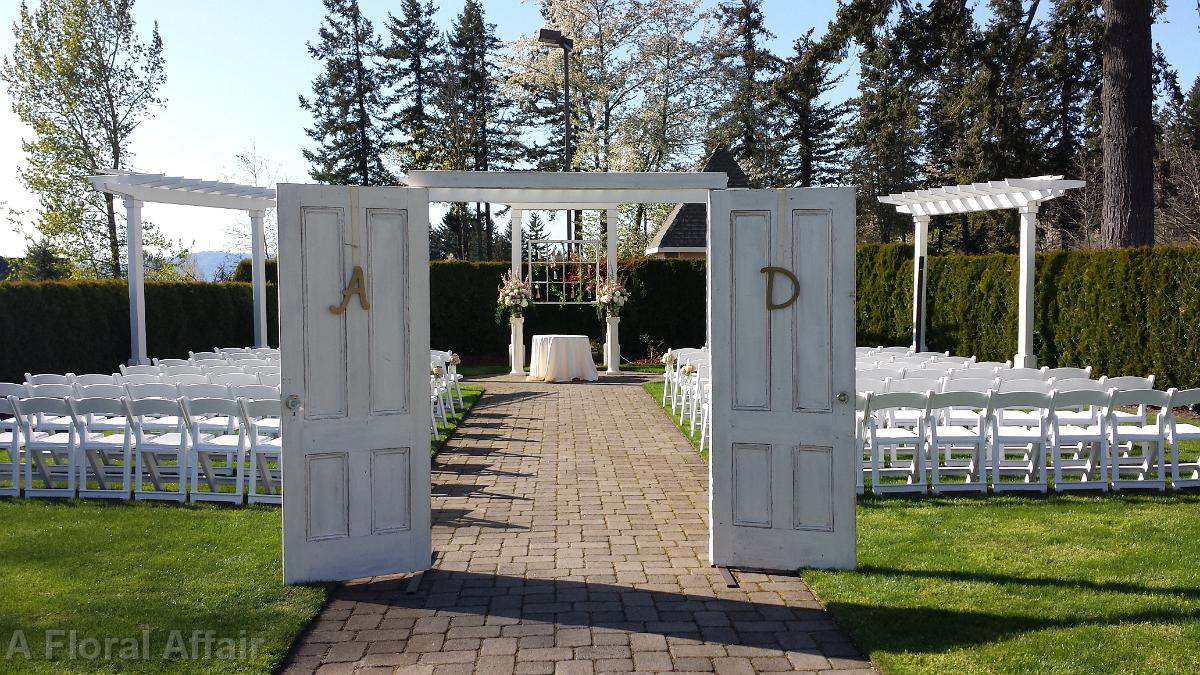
{"left": 643, "top": 380, "right": 706, "bottom": 461}
{"left": 643, "top": 379, "right": 1200, "bottom": 673}
{"left": 433, "top": 384, "right": 484, "bottom": 453}
{"left": 806, "top": 493, "right": 1200, "bottom": 675}
{"left": 0, "top": 500, "right": 326, "bottom": 674}
{"left": 0, "top": 386, "right": 483, "bottom": 673}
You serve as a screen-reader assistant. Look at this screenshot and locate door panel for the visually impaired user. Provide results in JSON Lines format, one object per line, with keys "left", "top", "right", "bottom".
{"left": 708, "top": 188, "right": 856, "bottom": 571}
{"left": 279, "top": 184, "right": 431, "bottom": 583}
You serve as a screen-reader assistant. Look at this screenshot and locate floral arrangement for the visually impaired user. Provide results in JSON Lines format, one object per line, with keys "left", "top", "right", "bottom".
{"left": 431, "top": 366, "right": 444, "bottom": 378}
{"left": 679, "top": 364, "right": 696, "bottom": 376}
{"left": 497, "top": 271, "right": 532, "bottom": 318}
{"left": 595, "top": 277, "right": 629, "bottom": 318}
{"left": 447, "top": 352, "right": 461, "bottom": 366}
{"left": 661, "top": 352, "right": 676, "bottom": 367}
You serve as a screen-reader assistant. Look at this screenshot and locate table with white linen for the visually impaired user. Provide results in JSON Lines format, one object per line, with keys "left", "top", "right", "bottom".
{"left": 528, "top": 334, "right": 598, "bottom": 383}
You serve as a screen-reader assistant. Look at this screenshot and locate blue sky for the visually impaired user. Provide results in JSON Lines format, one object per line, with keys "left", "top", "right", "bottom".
{"left": 0, "top": 0, "right": 1197, "bottom": 257}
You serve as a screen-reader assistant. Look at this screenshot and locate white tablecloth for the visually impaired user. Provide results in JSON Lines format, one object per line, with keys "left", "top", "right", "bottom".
{"left": 529, "top": 334, "right": 598, "bottom": 383}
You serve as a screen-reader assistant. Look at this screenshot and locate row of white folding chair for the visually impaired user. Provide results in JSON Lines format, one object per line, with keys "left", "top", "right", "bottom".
{"left": 127, "top": 361, "right": 278, "bottom": 375}
{"left": 858, "top": 366, "right": 1098, "bottom": 389}
{"left": 855, "top": 385, "right": 1190, "bottom": 495}
{"left": 662, "top": 347, "right": 707, "bottom": 413}
{"left": 1, "top": 394, "right": 282, "bottom": 503}
{"left": 213, "top": 347, "right": 279, "bottom": 358}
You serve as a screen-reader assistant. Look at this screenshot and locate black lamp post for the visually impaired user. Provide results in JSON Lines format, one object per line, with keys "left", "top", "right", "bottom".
{"left": 537, "top": 27, "right": 574, "bottom": 239}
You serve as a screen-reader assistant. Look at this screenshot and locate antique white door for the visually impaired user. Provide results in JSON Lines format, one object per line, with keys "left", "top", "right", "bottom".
{"left": 707, "top": 187, "right": 856, "bottom": 571}
{"left": 277, "top": 184, "right": 431, "bottom": 583}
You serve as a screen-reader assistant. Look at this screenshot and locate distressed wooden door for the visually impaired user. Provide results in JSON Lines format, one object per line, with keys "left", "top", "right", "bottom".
{"left": 277, "top": 184, "right": 431, "bottom": 583}
{"left": 707, "top": 187, "right": 856, "bottom": 571}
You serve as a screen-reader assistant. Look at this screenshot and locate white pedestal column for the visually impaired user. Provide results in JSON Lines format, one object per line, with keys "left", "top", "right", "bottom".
{"left": 1014, "top": 204, "right": 1039, "bottom": 368}
{"left": 509, "top": 316, "right": 525, "bottom": 375}
{"left": 124, "top": 196, "right": 148, "bottom": 365}
{"left": 249, "top": 209, "right": 268, "bottom": 348}
{"left": 911, "top": 214, "right": 930, "bottom": 352}
{"left": 605, "top": 316, "right": 620, "bottom": 375}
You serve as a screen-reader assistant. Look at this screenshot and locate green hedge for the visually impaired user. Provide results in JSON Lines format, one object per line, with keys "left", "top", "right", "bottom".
{"left": 0, "top": 280, "right": 277, "bottom": 382}
{"left": 233, "top": 258, "right": 278, "bottom": 284}
{"left": 857, "top": 243, "right": 1200, "bottom": 389}
{"left": 5, "top": 248, "right": 1199, "bottom": 388}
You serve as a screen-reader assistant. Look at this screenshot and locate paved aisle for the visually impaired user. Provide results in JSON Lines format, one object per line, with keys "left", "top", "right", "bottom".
{"left": 285, "top": 375, "right": 876, "bottom": 674}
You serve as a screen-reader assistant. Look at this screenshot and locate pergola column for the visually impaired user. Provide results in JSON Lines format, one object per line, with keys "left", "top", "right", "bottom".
{"left": 249, "top": 209, "right": 268, "bottom": 348}
{"left": 509, "top": 209, "right": 525, "bottom": 375}
{"left": 123, "top": 196, "right": 148, "bottom": 365}
{"left": 911, "top": 214, "right": 930, "bottom": 352}
{"left": 1015, "top": 204, "right": 1039, "bottom": 368}
{"left": 604, "top": 208, "right": 619, "bottom": 374}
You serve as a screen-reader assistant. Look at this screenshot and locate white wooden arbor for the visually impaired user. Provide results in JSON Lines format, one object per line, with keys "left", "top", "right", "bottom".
{"left": 403, "top": 170, "right": 727, "bottom": 375}
{"left": 878, "top": 176, "right": 1084, "bottom": 368}
{"left": 88, "top": 170, "right": 277, "bottom": 364}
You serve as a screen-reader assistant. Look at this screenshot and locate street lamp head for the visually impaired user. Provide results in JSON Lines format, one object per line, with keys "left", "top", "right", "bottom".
{"left": 537, "top": 27, "right": 573, "bottom": 51}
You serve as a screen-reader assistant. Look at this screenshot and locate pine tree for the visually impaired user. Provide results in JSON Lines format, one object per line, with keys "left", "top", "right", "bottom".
{"left": 380, "top": 0, "right": 443, "bottom": 172}
{"left": 300, "top": 0, "right": 393, "bottom": 186}
{"left": 16, "top": 238, "right": 69, "bottom": 280}
{"left": 522, "top": 212, "right": 549, "bottom": 261}
{"left": 710, "top": 0, "right": 783, "bottom": 185}
{"left": 774, "top": 30, "right": 849, "bottom": 188}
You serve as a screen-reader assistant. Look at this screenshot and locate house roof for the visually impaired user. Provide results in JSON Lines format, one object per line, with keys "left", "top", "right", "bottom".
{"left": 646, "top": 145, "right": 749, "bottom": 253}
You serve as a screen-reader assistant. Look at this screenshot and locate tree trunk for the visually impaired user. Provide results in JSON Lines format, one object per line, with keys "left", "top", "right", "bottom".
{"left": 1100, "top": 0, "right": 1155, "bottom": 247}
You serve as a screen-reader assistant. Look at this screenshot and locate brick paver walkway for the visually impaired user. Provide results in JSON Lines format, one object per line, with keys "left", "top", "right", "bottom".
{"left": 284, "top": 375, "right": 876, "bottom": 674}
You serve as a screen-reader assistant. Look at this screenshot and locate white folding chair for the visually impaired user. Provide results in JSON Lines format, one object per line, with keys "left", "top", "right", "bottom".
{"left": 946, "top": 366, "right": 1000, "bottom": 381}
{"left": 233, "top": 385, "right": 281, "bottom": 436}
{"left": 855, "top": 392, "right": 870, "bottom": 495}
{"left": 162, "top": 365, "right": 205, "bottom": 376}
{"left": 995, "top": 379, "right": 1052, "bottom": 427}
{"left": 259, "top": 372, "right": 281, "bottom": 387}
{"left": 181, "top": 397, "right": 246, "bottom": 503}
{"left": 0, "top": 393, "right": 22, "bottom": 497}
{"left": 210, "top": 373, "right": 260, "bottom": 387}
{"left": 1044, "top": 366, "right": 1091, "bottom": 380}
{"left": 119, "top": 364, "right": 160, "bottom": 377}
{"left": 120, "top": 374, "right": 163, "bottom": 385}
{"left": 239, "top": 398, "right": 283, "bottom": 504}
{"left": 67, "top": 396, "right": 133, "bottom": 499}
{"left": 974, "top": 360, "right": 1012, "bottom": 371}
{"left": 170, "top": 374, "right": 210, "bottom": 386}
{"left": 1048, "top": 388, "right": 1111, "bottom": 492}
{"left": 189, "top": 351, "right": 225, "bottom": 362}
{"left": 905, "top": 366, "right": 955, "bottom": 380}
{"left": 10, "top": 396, "right": 77, "bottom": 497}
{"left": 1102, "top": 375, "right": 1156, "bottom": 424}
{"left": 25, "top": 383, "right": 75, "bottom": 431}
{"left": 73, "top": 373, "right": 120, "bottom": 387}
{"left": 864, "top": 391, "right": 929, "bottom": 494}
{"left": 996, "top": 368, "right": 1046, "bottom": 381}
{"left": 179, "top": 383, "right": 236, "bottom": 433}
{"left": 883, "top": 378, "right": 943, "bottom": 428}
{"left": 124, "top": 383, "right": 183, "bottom": 434}
{"left": 986, "top": 391, "right": 1050, "bottom": 492}
{"left": 25, "top": 372, "right": 73, "bottom": 386}
{"left": 201, "top": 365, "right": 243, "bottom": 377}
{"left": 1108, "top": 388, "right": 1170, "bottom": 491}
{"left": 1168, "top": 388, "right": 1200, "bottom": 489}
{"left": 123, "top": 397, "right": 188, "bottom": 502}
{"left": 72, "top": 384, "right": 130, "bottom": 431}
{"left": 152, "top": 358, "right": 191, "bottom": 367}
{"left": 927, "top": 390, "right": 989, "bottom": 493}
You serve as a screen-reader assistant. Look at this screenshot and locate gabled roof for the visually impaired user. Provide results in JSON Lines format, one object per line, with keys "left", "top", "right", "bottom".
{"left": 646, "top": 145, "right": 750, "bottom": 253}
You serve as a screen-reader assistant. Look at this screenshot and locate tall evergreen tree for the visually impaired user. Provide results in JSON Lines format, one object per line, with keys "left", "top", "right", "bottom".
{"left": 774, "top": 31, "right": 850, "bottom": 188}
{"left": 380, "top": 0, "right": 443, "bottom": 172}
{"left": 710, "top": 0, "right": 783, "bottom": 185}
{"left": 522, "top": 212, "right": 550, "bottom": 260}
{"left": 300, "top": 0, "right": 392, "bottom": 186}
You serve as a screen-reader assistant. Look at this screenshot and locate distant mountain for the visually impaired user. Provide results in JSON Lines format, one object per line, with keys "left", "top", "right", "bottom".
{"left": 188, "top": 250, "right": 248, "bottom": 281}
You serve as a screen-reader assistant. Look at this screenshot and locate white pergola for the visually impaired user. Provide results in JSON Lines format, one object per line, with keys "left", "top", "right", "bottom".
{"left": 88, "top": 170, "right": 277, "bottom": 365}
{"left": 403, "top": 170, "right": 727, "bottom": 374}
{"left": 877, "top": 176, "right": 1085, "bottom": 368}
